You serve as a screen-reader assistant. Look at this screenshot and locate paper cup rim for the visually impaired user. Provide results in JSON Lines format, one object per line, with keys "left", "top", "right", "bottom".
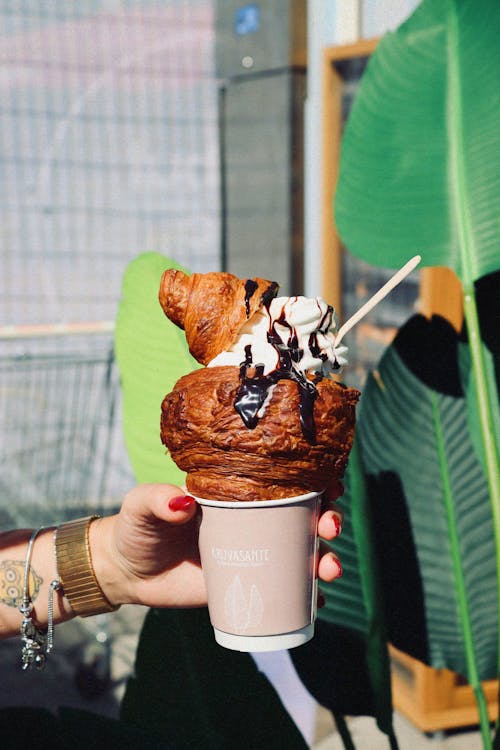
{"left": 192, "top": 490, "right": 323, "bottom": 509}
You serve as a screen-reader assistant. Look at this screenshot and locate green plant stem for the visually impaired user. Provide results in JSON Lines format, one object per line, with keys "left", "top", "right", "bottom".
{"left": 447, "top": 0, "right": 500, "bottom": 694}
{"left": 462, "top": 289, "right": 500, "bottom": 544}
{"left": 463, "top": 287, "right": 500, "bottom": 679}
{"left": 431, "top": 392, "right": 492, "bottom": 750}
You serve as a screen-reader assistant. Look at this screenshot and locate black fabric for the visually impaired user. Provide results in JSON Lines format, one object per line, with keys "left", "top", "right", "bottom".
{"left": 0, "top": 708, "right": 63, "bottom": 750}
{"left": 121, "top": 607, "right": 308, "bottom": 750}
{"left": 0, "top": 707, "right": 172, "bottom": 750}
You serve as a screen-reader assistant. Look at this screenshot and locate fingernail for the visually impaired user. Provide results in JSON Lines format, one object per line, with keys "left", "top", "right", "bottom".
{"left": 168, "top": 495, "right": 195, "bottom": 512}
{"left": 333, "top": 514, "right": 343, "bottom": 537}
{"left": 333, "top": 558, "right": 343, "bottom": 578}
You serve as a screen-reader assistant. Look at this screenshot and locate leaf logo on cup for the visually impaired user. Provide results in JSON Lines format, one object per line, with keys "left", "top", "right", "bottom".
{"left": 224, "top": 575, "right": 264, "bottom": 633}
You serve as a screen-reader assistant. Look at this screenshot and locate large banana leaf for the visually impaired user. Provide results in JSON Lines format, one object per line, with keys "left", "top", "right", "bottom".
{"left": 291, "top": 314, "right": 495, "bottom": 745}
{"left": 333, "top": 0, "right": 500, "bottom": 505}
{"left": 114, "top": 252, "right": 198, "bottom": 485}
{"left": 356, "top": 314, "right": 496, "bottom": 680}
{"left": 333, "top": 4, "right": 500, "bottom": 740}
{"left": 334, "top": 0, "right": 500, "bottom": 283}
{"left": 459, "top": 340, "right": 500, "bottom": 474}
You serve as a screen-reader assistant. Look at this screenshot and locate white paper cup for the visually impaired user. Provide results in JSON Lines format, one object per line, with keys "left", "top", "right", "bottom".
{"left": 195, "top": 491, "right": 322, "bottom": 652}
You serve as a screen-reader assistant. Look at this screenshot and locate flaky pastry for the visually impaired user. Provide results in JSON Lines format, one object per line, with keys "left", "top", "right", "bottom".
{"left": 161, "top": 366, "right": 359, "bottom": 502}
{"left": 159, "top": 268, "right": 279, "bottom": 365}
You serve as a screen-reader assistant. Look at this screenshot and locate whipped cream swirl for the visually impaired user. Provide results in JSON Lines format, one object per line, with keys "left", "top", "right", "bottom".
{"left": 208, "top": 296, "right": 348, "bottom": 444}
{"left": 209, "top": 296, "right": 347, "bottom": 376}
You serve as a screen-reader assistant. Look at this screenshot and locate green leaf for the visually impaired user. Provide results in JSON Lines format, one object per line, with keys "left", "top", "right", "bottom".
{"left": 335, "top": 0, "right": 500, "bottom": 283}
{"left": 358, "top": 317, "right": 497, "bottom": 681}
{"left": 114, "top": 252, "right": 199, "bottom": 484}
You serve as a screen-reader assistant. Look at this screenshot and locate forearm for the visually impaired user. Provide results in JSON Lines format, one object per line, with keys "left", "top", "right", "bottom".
{"left": 0, "top": 514, "right": 127, "bottom": 640}
{"left": 0, "top": 484, "right": 208, "bottom": 643}
{"left": 0, "top": 527, "right": 75, "bottom": 639}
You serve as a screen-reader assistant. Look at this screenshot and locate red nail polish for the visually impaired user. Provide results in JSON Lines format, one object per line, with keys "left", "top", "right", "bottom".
{"left": 333, "top": 515, "right": 343, "bottom": 538}
{"left": 168, "top": 495, "right": 195, "bottom": 512}
{"left": 334, "top": 559, "right": 343, "bottom": 578}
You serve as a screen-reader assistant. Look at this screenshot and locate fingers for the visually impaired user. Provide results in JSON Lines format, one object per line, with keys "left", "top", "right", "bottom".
{"left": 124, "top": 484, "right": 198, "bottom": 526}
{"left": 317, "top": 500, "right": 343, "bottom": 585}
{"left": 317, "top": 507, "right": 343, "bottom": 540}
{"left": 127, "top": 485, "right": 345, "bottom": 583}
{"left": 318, "top": 550, "right": 343, "bottom": 583}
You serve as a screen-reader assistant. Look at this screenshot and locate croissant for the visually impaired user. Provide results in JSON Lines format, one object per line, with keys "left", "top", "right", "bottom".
{"left": 161, "top": 366, "right": 359, "bottom": 502}
{"left": 159, "top": 268, "right": 279, "bottom": 365}
{"left": 159, "top": 268, "right": 360, "bottom": 502}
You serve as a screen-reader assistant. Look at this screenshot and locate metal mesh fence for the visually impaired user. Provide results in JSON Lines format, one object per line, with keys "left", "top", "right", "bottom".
{"left": 0, "top": 1, "right": 219, "bottom": 525}
{"left": 1, "top": 0, "right": 219, "bottom": 328}
{"left": 0, "top": 342, "right": 120, "bottom": 528}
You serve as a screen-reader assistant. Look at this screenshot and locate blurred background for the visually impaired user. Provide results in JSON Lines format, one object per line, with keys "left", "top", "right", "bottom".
{"left": 1, "top": 0, "right": 221, "bottom": 527}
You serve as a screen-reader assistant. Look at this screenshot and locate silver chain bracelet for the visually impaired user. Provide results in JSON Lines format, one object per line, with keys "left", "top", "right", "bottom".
{"left": 18, "top": 526, "right": 62, "bottom": 670}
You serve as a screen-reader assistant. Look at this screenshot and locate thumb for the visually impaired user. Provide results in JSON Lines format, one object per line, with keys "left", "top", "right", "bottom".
{"left": 125, "top": 484, "right": 198, "bottom": 526}
{"left": 166, "top": 492, "right": 198, "bottom": 522}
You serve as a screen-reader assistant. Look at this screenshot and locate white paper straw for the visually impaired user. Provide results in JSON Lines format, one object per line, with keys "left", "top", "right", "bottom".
{"left": 334, "top": 255, "right": 422, "bottom": 347}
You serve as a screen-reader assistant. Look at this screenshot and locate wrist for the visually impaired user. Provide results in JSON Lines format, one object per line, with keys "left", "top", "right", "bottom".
{"left": 88, "top": 515, "right": 130, "bottom": 607}
{"left": 56, "top": 516, "right": 120, "bottom": 617}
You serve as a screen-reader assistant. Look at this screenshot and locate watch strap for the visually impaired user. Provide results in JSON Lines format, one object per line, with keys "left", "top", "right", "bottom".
{"left": 55, "top": 516, "right": 120, "bottom": 618}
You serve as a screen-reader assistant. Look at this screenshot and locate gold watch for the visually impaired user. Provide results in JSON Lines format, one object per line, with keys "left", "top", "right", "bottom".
{"left": 55, "top": 516, "right": 120, "bottom": 618}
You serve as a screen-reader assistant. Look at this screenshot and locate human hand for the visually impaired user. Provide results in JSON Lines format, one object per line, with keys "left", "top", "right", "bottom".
{"left": 91, "top": 482, "right": 344, "bottom": 611}
{"left": 91, "top": 484, "right": 206, "bottom": 609}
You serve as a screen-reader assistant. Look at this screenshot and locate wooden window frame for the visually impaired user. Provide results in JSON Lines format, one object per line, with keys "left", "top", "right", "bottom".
{"left": 320, "top": 39, "right": 463, "bottom": 332}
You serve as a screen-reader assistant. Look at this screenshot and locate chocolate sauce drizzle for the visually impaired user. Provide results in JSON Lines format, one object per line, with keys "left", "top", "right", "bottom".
{"left": 243, "top": 280, "right": 258, "bottom": 317}
{"left": 243, "top": 279, "right": 279, "bottom": 318}
{"left": 234, "top": 295, "right": 338, "bottom": 444}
